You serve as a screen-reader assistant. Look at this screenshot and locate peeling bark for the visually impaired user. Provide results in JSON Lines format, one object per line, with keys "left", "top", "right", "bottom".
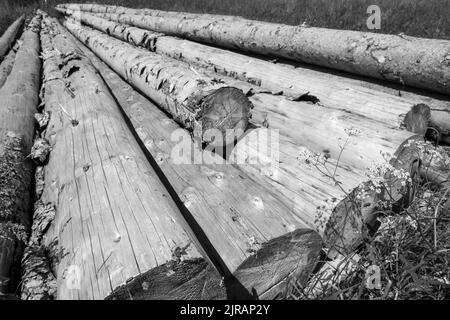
{"left": 59, "top": 3, "right": 450, "bottom": 95}
{"left": 0, "top": 14, "right": 41, "bottom": 295}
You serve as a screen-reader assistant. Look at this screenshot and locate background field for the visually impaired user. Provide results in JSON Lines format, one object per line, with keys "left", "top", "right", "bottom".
{"left": 1, "top": 0, "right": 449, "bottom": 40}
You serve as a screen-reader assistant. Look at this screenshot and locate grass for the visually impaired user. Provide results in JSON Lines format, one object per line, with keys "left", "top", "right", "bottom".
{"left": 1, "top": 0, "right": 449, "bottom": 39}
{"left": 299, "top": 186, "right": 450, "bottom": 300}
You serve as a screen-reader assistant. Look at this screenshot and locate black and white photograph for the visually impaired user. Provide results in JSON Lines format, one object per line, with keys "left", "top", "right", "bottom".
{"left": 0, "top": 0, "right": 449, "bottom": 311}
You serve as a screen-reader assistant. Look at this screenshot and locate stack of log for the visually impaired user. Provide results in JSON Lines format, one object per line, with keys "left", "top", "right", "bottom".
{"left": 53, "top": 4, "right": 450, "bottom": 298}
{"left": 58, "top": 3, "right": 450, "bottom": 96}
{"left": 0, "top": 4, "right": 449, "bottom": 300}
{"left": 17, "top": 12, "right": 325, "bottom": 300}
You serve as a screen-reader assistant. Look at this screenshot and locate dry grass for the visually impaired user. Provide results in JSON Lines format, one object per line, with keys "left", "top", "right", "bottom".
{"left": 1, "top": 0, "right": 449, "bottom": 39}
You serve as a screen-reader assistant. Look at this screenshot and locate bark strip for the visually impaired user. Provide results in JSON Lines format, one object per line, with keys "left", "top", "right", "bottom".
{"left": 0, "top": 13, "right": 41, "bottom": 295}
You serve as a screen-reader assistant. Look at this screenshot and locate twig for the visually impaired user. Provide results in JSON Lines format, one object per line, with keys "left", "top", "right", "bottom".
{"left": 58, "top": 103, "right": 79, "bottom": 126}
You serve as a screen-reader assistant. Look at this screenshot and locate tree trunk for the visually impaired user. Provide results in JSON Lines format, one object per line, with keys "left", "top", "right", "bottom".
{"left": 58, "top": 3, "right": 450, "bottom": 96}
{"left": 32, "top": 15, "right": 225, "bottom": 300}
{"left": 0, "top": 14, "right": 41, "bottom": 295}
{"left": 0, "top": 15, "right": 24, "bottom": 62}
{"left": 63, "top": 20, "right": 323, "bottom": 300}
{"left": 233, "top": 87, "right": 415, "bottom": 174}
{"left": 59, "top": 9, "right": 450, "bottom": 143}
{"left": 62, "top": 20, "right": 251, "bottom": 148}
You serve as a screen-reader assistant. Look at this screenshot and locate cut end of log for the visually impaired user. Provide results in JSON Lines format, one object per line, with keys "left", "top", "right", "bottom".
{"left": 106, "top": 258, "right": 225, "bottom": 300}
{"left": 403, "top": 103, "right": 431, "bottom": 135}
{"left": 199, "top": 87, "right": 252, "bottom": 147}
{"left": 232, "top": 229, "right": 322, "bottom": 300}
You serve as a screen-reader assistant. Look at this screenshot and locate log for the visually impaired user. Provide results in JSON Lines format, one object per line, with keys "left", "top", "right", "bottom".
{"left": 58, "top": 3, "right": 450, "bottom": 96}
{"left": 0, "top": 15, "right": 24, "bottom": 62}
{"left": 204, "top": 68, "right": 417, "bottom": 204}
{"left": 63, "top": 20, "right": 251, "bottom": 148}
{"left": 237, "top": 89, "right": 415, "bottom": 174}
{"left": 58, "top": 3, "right": 237, "bottom": 19}
{"left": 62, "top": 20, "right": 323, "bottom": 300}
{"left": 59, "top": 9, "right": 450, "bottom": 143}
{"left": 0, "top": 47, "right": 15, "bottom": 90}
{"left": 0, "top": 14, "right": 41, "bottom": 295}
{"left": 34, "top": 15, "right": 224, "bottom": 300}
{"left": 0, "top": 39, "right": 21, "bottom": 90}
